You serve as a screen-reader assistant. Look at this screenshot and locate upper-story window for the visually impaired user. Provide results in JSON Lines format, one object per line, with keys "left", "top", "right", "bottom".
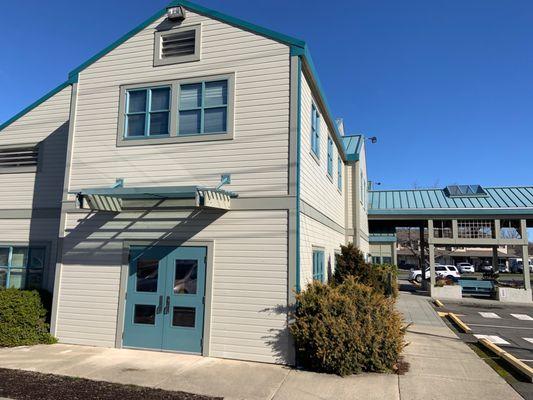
{"left": 327, "top": 136, "right": 333, "bottom": 177}
{"left": 360, "top": 170, "right": 366, "bottom": 208}
{"left": 311, "top": 104, "right": 320, "bottom": 158}
{"left": 337, "top": 156, "right": 342, "bottom": 191}
{"left": 118, "top": 74, "right": 234, "bottom": 146}
{"left": 154, "top": 25, "right": 201, "bottom": 66}
{"left": 125, "top": 87, "right": 171, "bottom": 138}
{"left": 179, "top": 80, "right": 228, "bottom": 135}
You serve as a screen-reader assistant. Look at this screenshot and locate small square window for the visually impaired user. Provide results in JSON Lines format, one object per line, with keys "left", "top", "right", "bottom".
{"left": 154, "top": 25, "right": 201, "bottom": 66}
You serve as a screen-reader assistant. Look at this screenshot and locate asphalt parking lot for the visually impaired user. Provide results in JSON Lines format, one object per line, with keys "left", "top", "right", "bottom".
{"left": 439, "top": 301, "right": 533, "bottom": 399}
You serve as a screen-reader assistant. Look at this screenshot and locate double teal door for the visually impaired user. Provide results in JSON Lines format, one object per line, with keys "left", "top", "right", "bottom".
{"left": 123, "top": 246, "right": 206, "bottom": 353}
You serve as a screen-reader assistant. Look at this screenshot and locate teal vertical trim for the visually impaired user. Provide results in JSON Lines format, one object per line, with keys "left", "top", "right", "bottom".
{"left": 295, "top": 57, "right": 302, "bottom": 294}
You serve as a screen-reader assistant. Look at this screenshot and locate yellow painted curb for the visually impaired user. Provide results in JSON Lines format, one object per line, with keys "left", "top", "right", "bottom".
{"left": 447, "top": 312, "right": 472, "bottom": 333}
{"left": 478, "top": 338, "right": 533, "bottom": 383}
{"left": 434, "top": 299, "right": 444, "bottom": 308}
{"left": 437, "top": 311, "right": 449, "bottom": 317}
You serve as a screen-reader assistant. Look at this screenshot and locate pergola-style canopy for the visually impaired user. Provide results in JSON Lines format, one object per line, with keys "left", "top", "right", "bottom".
{"left": 74, "top": 185, "right": 238, "bottom": 212}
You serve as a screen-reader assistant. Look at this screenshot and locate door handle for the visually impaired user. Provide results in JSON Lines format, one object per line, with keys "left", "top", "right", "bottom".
{"left": 164, "top": 296, "right": 170, "bottom": 314}
{"left": 156, "top": 295, "right": 163, "bottom": 314}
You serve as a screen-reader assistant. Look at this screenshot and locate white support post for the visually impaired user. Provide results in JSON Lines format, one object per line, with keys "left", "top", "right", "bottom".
{"left": 522, "top": 244, "right": 531, "bottom": 291}
{"left": 429, "top": 244, "right": 436, "bottom": 288}
{"left": 492, "top": 246, "right": 499, "bottom": 272}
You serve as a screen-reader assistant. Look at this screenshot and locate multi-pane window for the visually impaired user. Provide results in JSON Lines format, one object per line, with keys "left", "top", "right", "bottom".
{"left": 337, "top": 156, "right": 342, "bottom": 191}
{"left": 500, "top": 219, "right": 522, "bottom": 239}
{"left": 119, "top": 75, "right": 234, "bottom": 145}
{"left": 125, "top": 87, "right": 171, "bottom": 138}
{"left": 0, "top": 246, "right": 45, "bottom": 290}
{"left": 312, "top": 249, "right": 325, "bottom": 282}
{"left": 179, "top": 80, "right": 228, "bottom": 135}
{"left": 433, "top": 220, "right": 453, "bottom": 238}
{"left": 311, "top": 104, "right": 320, "bottom": 157}
{"left": 457, "top": 220, "right": 495, "bottom": 239}
{"left": 327, "top": 136, "right": 333, "bottom": 177}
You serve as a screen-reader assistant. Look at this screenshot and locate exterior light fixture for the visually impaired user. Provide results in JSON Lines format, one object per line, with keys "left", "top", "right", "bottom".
{"left": 167, "top": 6, "right": 186, "bottom": 21}
{"left": 367, "top": 136, "right": 377, "bottom": 144}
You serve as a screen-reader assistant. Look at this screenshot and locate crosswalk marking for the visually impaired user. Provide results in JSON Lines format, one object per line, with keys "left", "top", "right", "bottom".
{"left": 523, "top": 338, "right": 533, "bottom": 345}
{"left": 474, "top": 334, "right": 510, "bottom": 345}
{"left": 511, "top": 314, "right": 533, "bottom": 321}
{"left": 479, "top": 312, "right": 501, "bottom": 319}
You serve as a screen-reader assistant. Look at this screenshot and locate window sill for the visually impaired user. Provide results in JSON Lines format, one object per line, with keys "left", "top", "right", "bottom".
{"left": 309, "top": 150, "right": 320, "bottom": 165}
{"left": 117, "top": 131, "right": 233, "bottom": 147}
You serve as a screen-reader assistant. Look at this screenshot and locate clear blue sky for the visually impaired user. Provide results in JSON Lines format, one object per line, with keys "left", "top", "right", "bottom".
{"left": 2, "top": 0, "right": 533, "bottom": 190}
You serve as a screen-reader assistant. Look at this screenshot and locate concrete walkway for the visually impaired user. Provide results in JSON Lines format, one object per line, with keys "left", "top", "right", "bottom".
{"left": 397, "top": 292, "right": 523, "bottom": 400}
{"left": 0, "top": 293, "right": 522, "bottom": 399}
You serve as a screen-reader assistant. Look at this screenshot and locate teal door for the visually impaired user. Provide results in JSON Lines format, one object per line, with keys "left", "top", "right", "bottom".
{"left": 123, "top": 246, "right": 206, "bottom": 353}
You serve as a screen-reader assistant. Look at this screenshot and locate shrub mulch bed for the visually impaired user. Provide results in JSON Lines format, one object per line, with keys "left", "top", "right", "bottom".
{"left": 0, "top": 368, "right": 222, "bottom": 400}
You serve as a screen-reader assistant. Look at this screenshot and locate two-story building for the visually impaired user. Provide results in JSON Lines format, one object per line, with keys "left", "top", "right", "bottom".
{"left": 0, "top": 1, "right": 370, "bottom": 364}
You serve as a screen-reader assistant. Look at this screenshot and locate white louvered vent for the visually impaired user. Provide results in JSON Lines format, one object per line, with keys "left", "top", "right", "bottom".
{"left": 161, "top": 29, "right": 196, "bottom": 59}
{"left": 0, "top": 145, "right": 39, "bottom": 173}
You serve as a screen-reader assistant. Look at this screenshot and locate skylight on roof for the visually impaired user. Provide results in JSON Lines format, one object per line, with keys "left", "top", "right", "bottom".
{"left": 444, "top": 185, "right": 488, "bottom": 197}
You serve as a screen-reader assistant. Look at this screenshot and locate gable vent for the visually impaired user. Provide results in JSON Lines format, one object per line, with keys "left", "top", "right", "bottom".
{"left": 161, "top": 29, "right": 196, "bottom": 59}
{"left": 0, "top": 145, "right": 39, "bottom": 173}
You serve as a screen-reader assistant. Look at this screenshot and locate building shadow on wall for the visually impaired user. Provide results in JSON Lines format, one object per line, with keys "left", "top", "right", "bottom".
{"left": 60, "top": 205, "right": 225, "bottom": 267}
{"left": 28, "top": 121, "right": 69, "bottom": 290}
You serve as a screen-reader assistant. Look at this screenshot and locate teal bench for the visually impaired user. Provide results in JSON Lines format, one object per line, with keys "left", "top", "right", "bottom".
{"left": 458, "top": 279, "right": 495, "bottom": 297}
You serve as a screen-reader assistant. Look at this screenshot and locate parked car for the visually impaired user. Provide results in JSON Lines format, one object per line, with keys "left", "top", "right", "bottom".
{"left": 409, "top": 265, "right": 460, "bottom": 283}
{"left": 398, "top": 262, "right": 417, "bottom": 270}
{"left": 498, "top": 263, "right": 509, "bottom": 273}
{"left": 512, "top": 259, "right": 533, "bottom": 273}
{"left": 478, "top": 261, "right": 493, "bottom": 273}
{"left": 456, "top": 262, "right": 474, "bottom": 274}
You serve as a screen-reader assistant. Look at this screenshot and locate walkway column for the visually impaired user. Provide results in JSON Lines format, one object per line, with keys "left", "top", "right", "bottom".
{"left": 522, "top": 244, "right": 531, "bottom": 291}
{"left": 429, "top": 244, "right": 436, "bottom": 288}
{"left": 420, "top": 225, "right": 426, "bottom": 289}
{"left": 492, "top": 246, "right": 499, "bottom": 273}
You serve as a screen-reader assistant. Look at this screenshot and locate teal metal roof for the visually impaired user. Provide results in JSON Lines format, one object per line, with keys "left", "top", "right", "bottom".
{"left": 75, "top": 185, "right": 238, "bottom": 199}
{"left": 342, "top": 135, "right": 364, "bottom": 162}
{"left": 369, "top": 186, "right": 533, "bottom": 216}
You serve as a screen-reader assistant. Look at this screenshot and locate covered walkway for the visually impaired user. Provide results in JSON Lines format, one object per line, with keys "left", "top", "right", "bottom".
{"left": 368, "top": 185, "right": 533, "bottom": 303}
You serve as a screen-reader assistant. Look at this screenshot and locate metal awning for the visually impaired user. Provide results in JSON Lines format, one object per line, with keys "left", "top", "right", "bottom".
{"left": 73, "top": 185, "right": 238, "bottom": 212}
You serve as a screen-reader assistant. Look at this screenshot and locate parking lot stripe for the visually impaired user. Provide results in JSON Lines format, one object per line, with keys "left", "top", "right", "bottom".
{"left": 511, "top": 314, "right": 533, "bottom": 321}
{"left": 474, "top": 334, "right": 510, "bottom": 345}
{"left": 470, "top": 323, "right": 533, "bottom": 330}
{"left": 479, "top": 312, "right": 501, "bottom": 319}
{"left": 524, "top": 338, "right": 533, "bottom": 344}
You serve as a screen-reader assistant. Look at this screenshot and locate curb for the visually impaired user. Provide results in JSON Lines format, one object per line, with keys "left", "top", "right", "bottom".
{"left": 478, "top": 338, "right": 533, "bottom": 383}
{"left": 434, "top": 299, "right": 444, "bottom": 308}
{"left": 447, "top": 312, "right": 472, "bottom": 333}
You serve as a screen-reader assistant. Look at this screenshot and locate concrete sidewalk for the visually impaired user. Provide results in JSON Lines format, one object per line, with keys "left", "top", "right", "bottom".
{"left": 0, "top": 293, "right": 522, "bottom": 399}
{"left": 397, "top": 293, "right": 523, "bottom": 400}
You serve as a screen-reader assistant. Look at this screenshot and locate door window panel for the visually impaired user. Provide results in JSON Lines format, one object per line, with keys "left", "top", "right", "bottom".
{"left": 172, "top": 307, "right": 196, "bottom": 327}
{"left": 136, "top": 260, "right": 159, "bottom": 292}
{"left": 134, "top": 304, "right": 156, "bottom": 325}
{"left": 0, "top": 248, "right": 9, "bottom": 266}
{"left": 11, "top": 248, "right": 27, "bottom": 268}
{"left": 9, "top": 269, "right": 25, "bottom": 289}
{"left": 174, "top": 260, "right": 198, "bottom": 294}
{"left": 0, "top": 268, "right": 7, "bottom": 288}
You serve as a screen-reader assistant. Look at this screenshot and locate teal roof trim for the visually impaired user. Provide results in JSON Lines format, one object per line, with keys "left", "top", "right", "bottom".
{"left": 0, "top": 78, "right": 74, "bottom": 132}
{"left": 342, "top": 135, "right": 364, "bottom": 161}
{"left": 369, "top": 234, "right": 397, "bottom": 243}
{"left": 68, "top": 0, "right": 305, "bottom": 82}
{"left": 369, "top": 186, "right": 533, "bottom": 216}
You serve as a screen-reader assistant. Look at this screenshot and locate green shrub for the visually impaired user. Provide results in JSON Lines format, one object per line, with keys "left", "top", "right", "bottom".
{"left": 0, "top": 288, "right": 57, "bottom": 347}
{"left": 334, "top": 243, "right": 398, "bottom": 297}
{"left": 333, "top": 243, "right": 366, "bottom": 284}
{"left": 290, "top": 278, "right": 405, "bottom": 376}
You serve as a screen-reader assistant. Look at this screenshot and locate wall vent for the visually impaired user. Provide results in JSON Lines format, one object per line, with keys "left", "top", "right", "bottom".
{"left": 162, "top": 29, "right": 196, "bottom": 59}
{"left": 0, "top": 145, "right": 39, "bottom": 173}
